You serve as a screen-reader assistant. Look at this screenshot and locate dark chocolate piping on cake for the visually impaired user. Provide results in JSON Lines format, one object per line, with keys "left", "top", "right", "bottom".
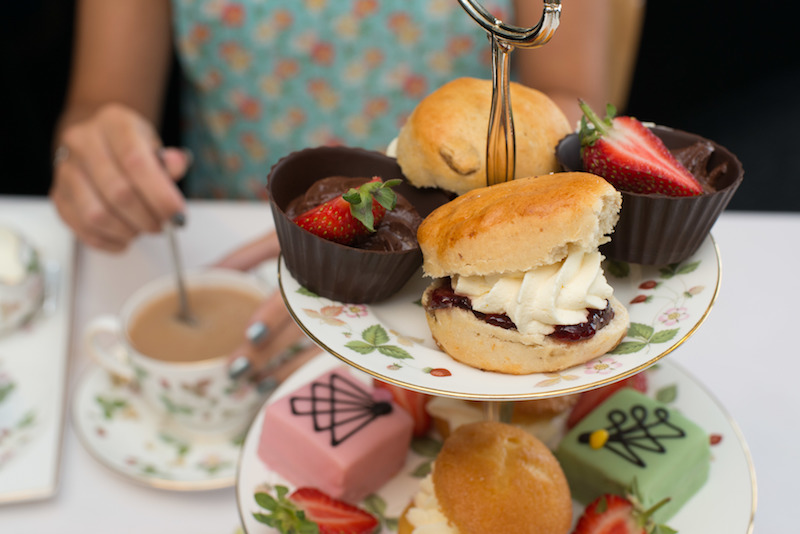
{"left": 289, "top": 373, "right": 393, "bottom": 447}
{"left": 578, "top": 404, "right": 687, "bottom": 468}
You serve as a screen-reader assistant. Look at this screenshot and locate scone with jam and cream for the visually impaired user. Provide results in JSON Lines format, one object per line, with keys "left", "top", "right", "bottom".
{"left": 417, "top": 172, "right": 629, "bottom": 375}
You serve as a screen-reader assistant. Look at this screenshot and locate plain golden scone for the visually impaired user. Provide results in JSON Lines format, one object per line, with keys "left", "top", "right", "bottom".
{"left": 401, "top": 421, "right": 572, "bottom": 534}
{"left": 417, "top": 172, "right": 621, "bottom": 278}
{"left": 395, "top": 77, "right": 572, "bottom": 195}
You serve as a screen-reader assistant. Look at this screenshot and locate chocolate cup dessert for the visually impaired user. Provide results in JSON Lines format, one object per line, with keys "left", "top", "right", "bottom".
{"left": 556, "top": 125, "right": 743, "bottom": 265}
{"left": 268, "top": 146, "right": 451, "bottom": 303}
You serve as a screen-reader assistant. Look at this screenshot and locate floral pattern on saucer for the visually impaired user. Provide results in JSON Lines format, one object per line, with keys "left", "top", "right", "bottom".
{"left": 72, "top": 366, "right": 244, "bottom": 491}
{"left": 279, "top": 235, "right": 721, "bottom": 400}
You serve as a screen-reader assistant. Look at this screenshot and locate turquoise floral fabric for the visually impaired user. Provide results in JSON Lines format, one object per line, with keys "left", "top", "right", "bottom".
{"left": 171, "top": 0, "right": 512, "bottom": 199}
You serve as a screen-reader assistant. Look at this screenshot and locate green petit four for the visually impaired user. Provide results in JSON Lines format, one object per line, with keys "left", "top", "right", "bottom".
{"left": 555, "top": 388, "right": 710, "bottom": 522}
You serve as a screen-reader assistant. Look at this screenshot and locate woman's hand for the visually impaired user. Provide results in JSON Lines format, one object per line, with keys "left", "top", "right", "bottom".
{"left": 215, "top": 232, "right": 321, "bottom": 395}
{"left": 227, "top": 292, "right": 321, "bottom": 396}
{"left": 50, "top": 104, "right": 190, "bottom": 252}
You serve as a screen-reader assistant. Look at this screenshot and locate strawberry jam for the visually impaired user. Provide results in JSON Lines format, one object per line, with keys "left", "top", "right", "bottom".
{"left": 550, "top": 306, "right": 614, "bottom": 341}
{"left": 426, "top": 279, "right": 613, "bottom": 340}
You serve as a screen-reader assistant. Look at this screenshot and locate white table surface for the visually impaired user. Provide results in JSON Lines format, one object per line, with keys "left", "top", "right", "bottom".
{"left": 1, "top": 197, "right": 797, "bottom": 533}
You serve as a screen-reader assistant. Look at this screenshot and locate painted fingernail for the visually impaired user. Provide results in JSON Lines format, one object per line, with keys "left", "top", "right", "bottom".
{"left": 257, "top": 376, "right": 279, "bottom": 396}
{"left": 246, "top": 322, "right": 270, "bottom": 346}
{"left": 228, "top": 356, "right": 251, "bottom": 380}
{"left": 170, "top": 212, "right": 186, "bottom": 227}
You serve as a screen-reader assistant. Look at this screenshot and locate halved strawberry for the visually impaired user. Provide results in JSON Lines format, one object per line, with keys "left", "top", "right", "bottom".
{"left": 578, "top": 101, "right": 703, "bottom": 197}
{"left": 289, "top": 487, "right": 379, "bottom": 534}
{"left": 572, "top": 492, "right": 674, "bottom": 534}
{"left": 373, "top": 380, "right": 432, "bottom": 437}
{"left": 252, "top": 485, "right": 378, "bottom": 534}
{"left": 293, "top": 177, "right": 400, "bottom": 245}
{"left": 566, "top": 372, "right": 647, "bottom": 429}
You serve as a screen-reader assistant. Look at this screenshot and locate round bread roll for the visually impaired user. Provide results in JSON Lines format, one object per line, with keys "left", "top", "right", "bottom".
{"left": 417, "top": 172, "right": 622, "bottom": 278}
{"left": 423, "top": 282, "right": 629, "bottom": 374}
{"left": 395, "top": 77, "right": 572, "bottom": 195}
{"left": 406, "top": 421, "right": 572, "bottom": 534}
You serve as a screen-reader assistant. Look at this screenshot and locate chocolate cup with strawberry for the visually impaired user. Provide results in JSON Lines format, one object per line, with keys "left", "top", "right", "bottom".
{"left": 268, "top": 146, "right": 451, "bottom": 303}
{"left": 557, "top": 125, "right": 743, "bottom": 265}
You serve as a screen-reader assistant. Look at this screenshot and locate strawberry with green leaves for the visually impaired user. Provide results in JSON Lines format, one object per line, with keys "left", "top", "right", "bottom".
{"left": 253, "top": 485, "right": 379, "bottom": 534}
{"left": 293, "top": 177, "right": 401, "bottom": 245}
{"left": 572, "top": 484, "right": 676, "bottom": 534}
{"left": 578, "top": 100, "right": 703, "bottom": 197}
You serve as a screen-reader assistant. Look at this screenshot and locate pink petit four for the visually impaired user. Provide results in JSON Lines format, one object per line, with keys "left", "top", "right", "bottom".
{"left": 257, "top": 367, "right": 414, "bottom": 503}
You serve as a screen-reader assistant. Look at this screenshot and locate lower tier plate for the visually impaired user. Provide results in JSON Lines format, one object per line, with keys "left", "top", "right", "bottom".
{"left": 236, "top": 353, "right": 755, "bottom": 533}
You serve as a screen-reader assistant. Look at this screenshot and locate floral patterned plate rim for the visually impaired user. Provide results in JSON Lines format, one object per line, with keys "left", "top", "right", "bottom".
{"left": 278, "top": 234, "right": 721, "bottom": 400}
{"left": 235, "top": 353, "right": 756, "bottom": 534}
{"left": 71, "top": 365, "right": 245, "bottom": 491}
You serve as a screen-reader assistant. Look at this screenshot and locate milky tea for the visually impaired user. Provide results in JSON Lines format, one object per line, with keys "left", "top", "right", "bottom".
{"left": 127, "top": 285, "right": 261, "bottom": 363}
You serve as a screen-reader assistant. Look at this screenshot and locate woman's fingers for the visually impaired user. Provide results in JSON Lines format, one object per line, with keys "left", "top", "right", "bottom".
{"left": 51, "top": 157, "right": 135, "bottom": 252}
{"left": 158, "top": 147, "right": 193, "bottom": 181}
{"left": 226, "top": 298, "right": 301, "bottom": 378}
{"left": 75, "top": 125, "right": 162, "bottom": 233}
{"left": 251, "top": 343, "right": 322, "bottom": 397}
{"left": 50, "top": 104, "right": 188, "bottom": 251}
{"left": 101, "top": 107, "right": 185, "bottom": 223}
{"left": 214, "top": 232, "right": 281, "bottom": 271}
{"left": 226, "top": 290, "right": 319, "bottom": 390}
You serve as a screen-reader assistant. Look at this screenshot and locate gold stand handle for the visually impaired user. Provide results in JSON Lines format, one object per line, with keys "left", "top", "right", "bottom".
{"left": 457, "top": 0, "right": 562, "bottom": 186}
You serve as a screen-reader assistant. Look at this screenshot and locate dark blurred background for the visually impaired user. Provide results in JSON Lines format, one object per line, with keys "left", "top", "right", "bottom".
{"left": 1, "top": 1, "right": 798, "bottom": 211}
{"left": 625, "top": 1, "right": 800, "bottom": 212}
{"left": 0, "top": 0, "right": 181, "bottom": 197}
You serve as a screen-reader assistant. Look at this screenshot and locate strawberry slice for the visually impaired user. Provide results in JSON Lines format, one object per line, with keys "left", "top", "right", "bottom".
{"left": 578, "top": 101, "right": 703, "bottom": 197}
{"left": 572, "top": 492, "right": 674, "bottom": 534}
{"left": 573, "top": 494, "right": 642, "bottom": 534}
{"left": 373, "top": 380, "right": 432, "bottom": 437}
{"left": 293, "top": 177, "right": 401, "bottom": 245}
{"left": 566, "top": 372, "right": 647, "bottom": 429}
{"left": 289, "top": 487, "right": 379, "bottom": 534}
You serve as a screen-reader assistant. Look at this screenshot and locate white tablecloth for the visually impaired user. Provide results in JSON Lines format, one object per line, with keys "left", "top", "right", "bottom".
{"left": 1, "top": 197, "right": 797, "bottom": 533}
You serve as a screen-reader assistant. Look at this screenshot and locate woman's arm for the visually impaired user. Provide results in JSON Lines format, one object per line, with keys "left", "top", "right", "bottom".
{"left": 58, "top": 0, "right": 173, "bottom": 133}
{"left": 52, "top": 0, "right": 189, "bottom": 252}
{"left": 513, "top": 0, "right": 612, "bottom": 126}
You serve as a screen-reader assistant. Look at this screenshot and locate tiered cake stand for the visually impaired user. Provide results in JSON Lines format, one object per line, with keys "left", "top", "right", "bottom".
{"left": 236, "top": 2, "right": 755, "bottom": 532}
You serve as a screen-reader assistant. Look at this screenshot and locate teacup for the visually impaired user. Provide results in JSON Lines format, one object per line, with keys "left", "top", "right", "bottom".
{"left": 85, "top": 269, "right": 269, "bottom": 435}
{"left": 0, "top": 226, "right": 45, "bottom": 336}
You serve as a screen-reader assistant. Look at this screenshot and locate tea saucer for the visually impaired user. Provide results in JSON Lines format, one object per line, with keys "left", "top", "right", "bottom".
{"left": 71, "top": 365, "right": 245, "bottom": 491}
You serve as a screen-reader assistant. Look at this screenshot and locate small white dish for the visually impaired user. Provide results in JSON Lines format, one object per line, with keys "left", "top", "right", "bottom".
{"left": 71, "top": 365, "right": 245, "bottom": 491}
{"left": 0, "top": 203, "right": 74, "bottom": 505}
{"left": 279, "top": 235, "right": 721, "bottom": 399}
{"left": 236, "top": 354, "right": 756, "bottom": 533}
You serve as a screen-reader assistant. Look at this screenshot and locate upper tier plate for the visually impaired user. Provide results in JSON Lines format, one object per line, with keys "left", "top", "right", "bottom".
{"left": 279, "top": 234, "right": 720, "bottom": 400}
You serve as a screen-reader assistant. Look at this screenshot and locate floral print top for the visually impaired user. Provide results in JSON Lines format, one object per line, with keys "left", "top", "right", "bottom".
{"left": 171, "top": 0, "right": 512, "bottom": 199}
